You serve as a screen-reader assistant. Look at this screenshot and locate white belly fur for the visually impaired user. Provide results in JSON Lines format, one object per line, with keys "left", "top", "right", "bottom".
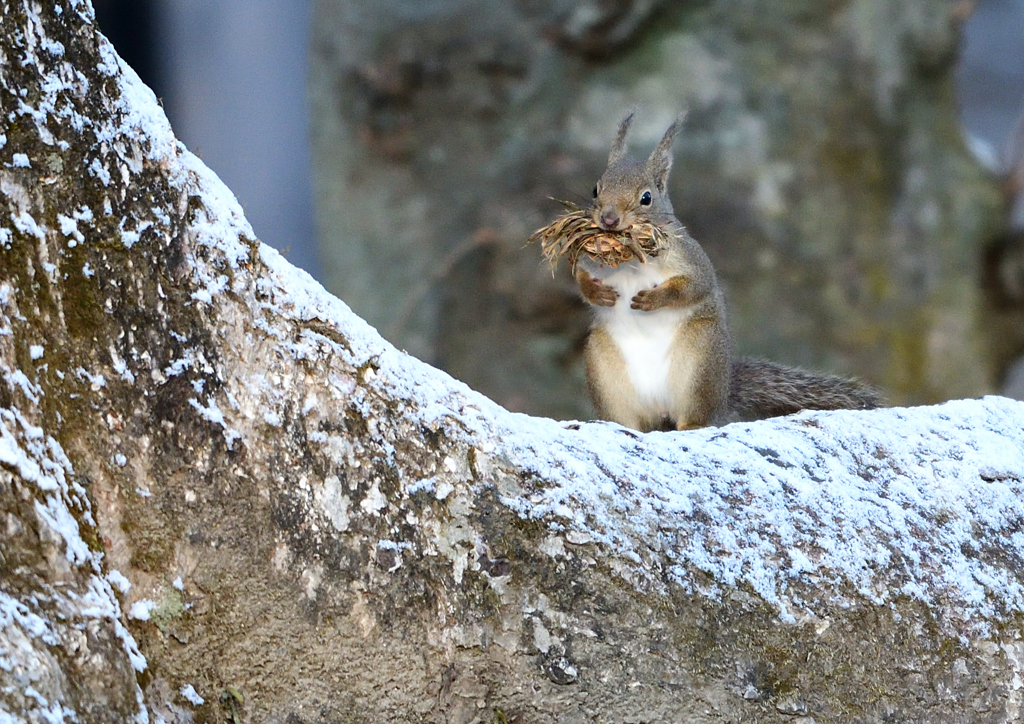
{"left": 586, "top": 260, "right": 692, "bottom": 415}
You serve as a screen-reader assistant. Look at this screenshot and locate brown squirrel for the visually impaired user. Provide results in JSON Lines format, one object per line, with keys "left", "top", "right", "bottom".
{"left": 576, "top": 111, "right": 882, "bottom": 432}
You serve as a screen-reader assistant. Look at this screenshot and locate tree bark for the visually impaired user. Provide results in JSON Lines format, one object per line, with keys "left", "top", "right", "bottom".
{"left": 3, "top": 3, "right": 1024, "bottom": 723}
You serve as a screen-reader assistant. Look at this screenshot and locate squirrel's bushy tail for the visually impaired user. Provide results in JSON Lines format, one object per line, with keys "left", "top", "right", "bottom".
{"left": 729, "top": 357, "right": 883, "bottom": 422}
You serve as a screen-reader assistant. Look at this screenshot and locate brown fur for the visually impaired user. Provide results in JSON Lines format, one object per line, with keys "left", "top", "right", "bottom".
{"left": 584, "top": 326, "right": 646, "bottom": 430}
{"left": 668, "top": 315, "right": 731, "bottom": 430}
{"left": 578, "top": 112, "right": 882, "bottom": 432}
{"left": 729, "top": 358, "right": 883, "bottom": 422}
{"left": 630, "top": 274, "right": 694, "bottom": 311}
{"left": 583, "top": 113, "right": 731, "bottom": 432}
{"left": 576, "top": 268, "right": 618, "bottom": 307}
{"left": 585, "top": 318, "right": 730, "bottom": 432}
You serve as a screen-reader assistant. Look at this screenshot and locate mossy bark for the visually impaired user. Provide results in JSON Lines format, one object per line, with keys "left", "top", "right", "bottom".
{"left": 3, "top": 3, "right": 1024, "bottom": 724}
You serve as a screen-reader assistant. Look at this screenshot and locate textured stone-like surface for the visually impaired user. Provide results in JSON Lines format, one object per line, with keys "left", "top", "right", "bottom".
{"left": 5, "top": 3, "right": 1024, "bottom": 723}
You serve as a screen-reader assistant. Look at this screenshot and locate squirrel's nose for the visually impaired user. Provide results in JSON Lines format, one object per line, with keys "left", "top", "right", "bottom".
{"left": 600, "top": 209, "right": 621, "bottom": 229}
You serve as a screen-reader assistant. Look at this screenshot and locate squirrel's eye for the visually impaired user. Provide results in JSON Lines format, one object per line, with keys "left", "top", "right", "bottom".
{"left": 592, "top": 186, "right": 598, "bottom": 199}
{"left": 640, "top": 191, "right": 652, "bottom": 206}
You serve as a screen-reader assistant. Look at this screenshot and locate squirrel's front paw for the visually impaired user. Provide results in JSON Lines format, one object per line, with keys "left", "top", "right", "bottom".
{"left": 632, "top": 277, "right": 690, "bottom": 311}
{"left": 631, "top": 287, "right": 665, "bottom": 311}
{"left": 578, "top": 272, "right": 619, "bottom": 307}
{"left": 590, "top": 282, "right": 619, "bottom": 307}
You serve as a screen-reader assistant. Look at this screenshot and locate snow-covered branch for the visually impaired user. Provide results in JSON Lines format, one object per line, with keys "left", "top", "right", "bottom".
{"left": 3, "top": 3, "right": 1024, "bottom": 722}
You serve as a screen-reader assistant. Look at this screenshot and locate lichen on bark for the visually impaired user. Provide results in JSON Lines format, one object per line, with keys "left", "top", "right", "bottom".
{"left": 4, "top": 3, "right": 1024, "bottom": 724}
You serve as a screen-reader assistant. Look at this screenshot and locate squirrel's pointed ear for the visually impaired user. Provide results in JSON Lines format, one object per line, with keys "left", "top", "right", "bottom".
{"left": 647, "top": 112, "right": 687, "bottom": 192}
{"left": 607, "top": 111, "right": 635, "bottom": 166}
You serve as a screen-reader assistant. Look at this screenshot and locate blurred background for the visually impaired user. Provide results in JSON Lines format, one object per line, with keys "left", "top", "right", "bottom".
{"left": 95, "top": 0, "right": 1024, "bottom": 419}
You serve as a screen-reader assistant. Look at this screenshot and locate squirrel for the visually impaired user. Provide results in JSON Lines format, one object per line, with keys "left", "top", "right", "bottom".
{"left": 575, "top": 111, "right": 882, "bottom": 432}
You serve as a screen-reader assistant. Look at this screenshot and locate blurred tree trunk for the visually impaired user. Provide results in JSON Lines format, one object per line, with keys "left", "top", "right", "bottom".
{"left": 310, "top": 0, "right": 1003, "bottom": 420}
{"left": 7, "top": 3, "right": 1024, "bottom": 724}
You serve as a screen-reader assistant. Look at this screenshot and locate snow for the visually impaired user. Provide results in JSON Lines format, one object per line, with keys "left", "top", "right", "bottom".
{"left": 88, "top": 157, "right": 110, "bottom": 185}
{"left": 0, "top": 17, "right": 155, "bottom": 698}
{"left": 56, "top": 214, "right": 84, "bottom": 246}
{"left": 119, "top": 220, "right": 151, "bottom": 249}
{"left": 3, "top": 13, "right": 1024, "bottom": 723}
{"left": 110, "top": 346, "right": 135, "bottom": 383}
{"left": 0, "top": 409, "right": 148, "bottom": 718}
{"left": 128, "top": 600, "right": 156, "bottom": 621}
{"left": 6, "top": 370, "right": 40, "bottom": 405}
{"left": 0, "top": 592, "right": 60, "bottom": 648}
{"left": 246, "top": 230, "right": 1024, "bottom": 633}
{"left": 179, "top": 685, "right": 204, "bottom": 706}
{"left": 124, "top": 73, "right": 1017, "bottom": 628}
{"left": 188, "top": 397, "right": 241, "bottom": 446}
{"left": 12, "top": 210, "right": 45, "bottom": 240}
{"left": 107, "top": 570, "right": 132, "bottom": 594}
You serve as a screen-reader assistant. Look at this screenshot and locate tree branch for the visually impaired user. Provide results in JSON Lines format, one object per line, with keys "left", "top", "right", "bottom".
{"left": 3, "top": 3, "right": 1024, "bottom": 723}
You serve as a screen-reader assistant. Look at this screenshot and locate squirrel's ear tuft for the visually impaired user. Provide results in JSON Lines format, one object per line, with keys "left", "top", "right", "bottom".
{"left": 647, "top": 112, "right": 686, "bottom": 192}
{"left": 607, "top": 110, "right": 635, "bottom": 166}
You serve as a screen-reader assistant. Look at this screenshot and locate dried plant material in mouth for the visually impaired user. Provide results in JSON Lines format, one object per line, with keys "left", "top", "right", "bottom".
{"left": 527, "top": 201, "right": 673, "bottom": 273}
